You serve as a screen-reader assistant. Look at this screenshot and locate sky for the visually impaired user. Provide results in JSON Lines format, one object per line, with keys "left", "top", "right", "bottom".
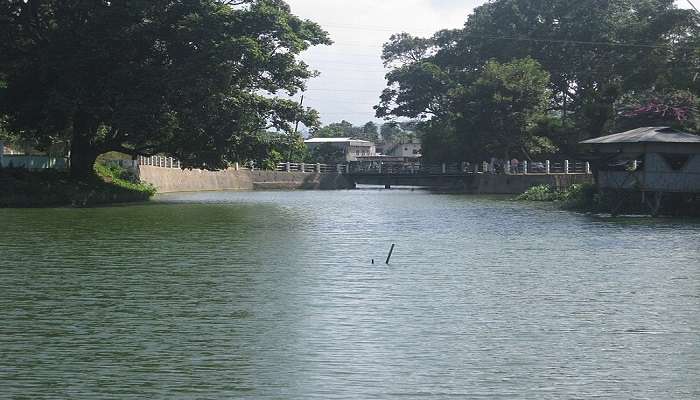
{"left": 284, "top": 0, "right": 695, "bottom": 128}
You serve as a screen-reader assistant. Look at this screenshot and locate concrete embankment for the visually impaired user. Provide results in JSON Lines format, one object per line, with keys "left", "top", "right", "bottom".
{"left": 138, "top": 166, "right": 354, "bottom": 193}
{"left": 350, "top": 173, "right": 593, "bottom": 194}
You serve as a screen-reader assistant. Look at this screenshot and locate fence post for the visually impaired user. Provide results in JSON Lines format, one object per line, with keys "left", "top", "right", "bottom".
{"left": 523, "top": 161, "right": 528, "bottom": 175}
{"left": 564, "top": 160, "right": 570, "bottom": 174}
{"left": 316, "top": 163, "right": 321, "bottom": 173}
{"left": 482, "top": 161, "right": 488, "bottom": 173}
{"left": 286, "top": 162, "right": 291, "bottom": 172}
{"left": 346, "top": 164, "right": 350, "bottom": 174}
{"left": 586, "top": 162, "right": 591, "bottom": 175}
{"left": 235, "top": 162, "right": 239, "bottom": 171}
{"left": 301, "top": 163, "right": 305, "bottom": 173}
{"left": 442, "top": 163, "right": 447, "bottom": 174}
{"left": 546, "top": 160, "right": 551, "bottom": 175}
{"left": 337, "top": 164, "right": 342, "bottom": 174}
{"left": 0, "top": 141, "right": 4, "bottom": 167}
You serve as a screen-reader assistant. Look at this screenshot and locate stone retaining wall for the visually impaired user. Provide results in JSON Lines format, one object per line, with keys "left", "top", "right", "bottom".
{"left": 138, "top": 166, "right": 354, "bottom": 193}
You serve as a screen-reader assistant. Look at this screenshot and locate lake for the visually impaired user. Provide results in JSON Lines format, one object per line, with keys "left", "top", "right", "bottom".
{"left": 1, "top": 189, "right": 699, "bottom": 399}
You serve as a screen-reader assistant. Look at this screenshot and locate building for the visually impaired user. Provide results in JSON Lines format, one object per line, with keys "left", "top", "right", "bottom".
{"left": 304, "top": 138, "right": 376, "bottom": 162}
{"left": 581, "top": 126, "right": 700, "bottom": 214}
{"left": 378, "top": 139, "right": 422, "bottom": 159}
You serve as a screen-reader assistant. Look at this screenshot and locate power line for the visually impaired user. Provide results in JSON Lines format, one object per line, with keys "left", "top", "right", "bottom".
{"left": 687, "top": 0, "right": 699, "bottom": 13}
{"left": 316, "top": 22, "right": 700, "bottom": 51}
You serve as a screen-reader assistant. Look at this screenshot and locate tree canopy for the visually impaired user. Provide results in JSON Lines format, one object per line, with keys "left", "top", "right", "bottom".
{"left": 376, "top": 0, "right": 699, "bottom": 161}
{"left": 0, "top": 0, "right": 330, "bottom": 176}
{"left": 311, "top": 120, "right": 380, "bottom": 142}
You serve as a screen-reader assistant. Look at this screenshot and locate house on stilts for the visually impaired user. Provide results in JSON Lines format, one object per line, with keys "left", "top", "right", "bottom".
{"left": 581, "top": 126, "right": 700, "bottom": 216}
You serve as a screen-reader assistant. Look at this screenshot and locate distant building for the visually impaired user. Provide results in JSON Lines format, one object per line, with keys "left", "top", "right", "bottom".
{"left": 377, "top": 139, "right": 422, "bottom": 159}
{"left": 304, "top": 138, "right": 376, "bottom": 162}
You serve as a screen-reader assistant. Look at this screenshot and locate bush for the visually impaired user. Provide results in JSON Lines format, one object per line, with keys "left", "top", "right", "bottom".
{"left": 1, "top": 163, "right": 156, "bottom": 208}
{"left": 518, "top": 183, "right": 598, "bottom": 210}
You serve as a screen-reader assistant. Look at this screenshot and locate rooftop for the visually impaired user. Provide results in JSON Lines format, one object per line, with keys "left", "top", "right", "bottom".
{"left": 581, "top": 127, "right": 700, "bottom": 145}
{"left": 305, "top": 137, "right": 374, "bottom": 145}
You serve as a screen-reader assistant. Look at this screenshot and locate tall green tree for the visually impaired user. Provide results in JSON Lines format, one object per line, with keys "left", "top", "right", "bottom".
{"left": 0, "top": 0, "right": 330, "bottom": 177}
{"left": 311, "top": 120, "right": 361, "bottom": 138}
{"left": 311, "top": 120, "right": 380, "bottom": 142}
{"left": 419, "top": 58, "right": 553, "bottom": 161}
{"left": 377, "top": 0, "right": 698, "bottom": 159}
{"left": 361, "top": 122, "right": 379, "bottom": 142}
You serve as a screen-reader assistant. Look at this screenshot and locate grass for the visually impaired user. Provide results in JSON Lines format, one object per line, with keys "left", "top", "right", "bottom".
{"left": 0, "top": 163, "right": 156, "bottom": 208}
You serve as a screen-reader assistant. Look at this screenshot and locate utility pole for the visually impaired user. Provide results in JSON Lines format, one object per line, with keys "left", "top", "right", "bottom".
{"left": 288, "top": 94, "right": 304, "bottom": 162}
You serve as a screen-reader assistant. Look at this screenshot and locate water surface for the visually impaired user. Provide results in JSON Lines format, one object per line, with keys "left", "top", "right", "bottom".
{"left": 1, "top": 190, "right": 699, "bottom": 399}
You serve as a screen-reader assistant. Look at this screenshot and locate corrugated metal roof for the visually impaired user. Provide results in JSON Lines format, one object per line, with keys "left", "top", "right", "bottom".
{"left": 581, "top": 127, "right": 700, "bottom": 144}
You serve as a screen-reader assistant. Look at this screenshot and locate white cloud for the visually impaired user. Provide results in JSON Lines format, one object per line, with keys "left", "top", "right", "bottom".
{"left": 284, "top": 0, "right": 695, "bottom": 127}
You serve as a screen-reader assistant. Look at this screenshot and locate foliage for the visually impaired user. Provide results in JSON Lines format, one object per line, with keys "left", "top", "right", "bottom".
{"left": 380, "top": 122, "right": 403, "bottom": 142}
{"left": 377, "top": 0, "right": 699, "bottom": 159}
{"left": 517, "top": 183, "right": 597, "bottom": 209}
{"left": 244, "top": 131, "right": 308, "bottom": 169}
{"left": 615, "top": 89, "right": 700, "bottom": 132}
{"left": 415, "top": 58, "right": 552, "bottom": 161}
{"left": 361, "top": 122, "right": 380, "bottom": 142}
{"left": 0, "top": 165, "right": 155, "bottom": 208}
{"left": 94, "top": 163, "right": 156, "bottom": 195}
{"left": 308, "top": 143, "right": 345, "bottom": 164}
{"left": 312, "top": 120, "right": 361, "bottom": 138}
{"left": 311, "top": 120, "right": 380, "bottom": 142}
{"left": 0, "top": 0, "right": 330, "bottom": 177}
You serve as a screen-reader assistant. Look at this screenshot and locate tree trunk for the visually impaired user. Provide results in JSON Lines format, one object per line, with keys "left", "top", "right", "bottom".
{"left": 69, "top": 135, "right": 99, "bottom": 179}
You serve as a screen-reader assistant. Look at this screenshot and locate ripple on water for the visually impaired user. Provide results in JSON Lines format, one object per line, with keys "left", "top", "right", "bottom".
{"left": 1, "top": 190, "right": 700, "bottom": 399}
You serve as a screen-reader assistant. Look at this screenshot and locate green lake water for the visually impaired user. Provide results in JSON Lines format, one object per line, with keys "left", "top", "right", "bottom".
{"left": 1, "top": 189, "right": 699, "bottom": 399}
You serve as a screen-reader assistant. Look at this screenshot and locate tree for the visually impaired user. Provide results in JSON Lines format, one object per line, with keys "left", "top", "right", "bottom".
{"left": 0, "top": 0, "right": 330, "bottom": 177}
{"left": 615, "top": 89, "right": 700, "bottom": 132}
{"left": 376, "top": 0, "right": 698, "bottom": 159}
{"left": 308, "top": 143, "right": 345, "bottom": 164}
{"left": 311, "top": 120, "right": 360, "bottom": 138}
{"left": 419, "top": 58, "right": 553, "bottom": 161}
{"left": 311, "top": 120, "right": 380, "bottom": 142}
{"left": 361, "top": 122, "right": 379, "bottom": 142}
{"left": 380, "top": 122, "right": 403, "bottom": 142}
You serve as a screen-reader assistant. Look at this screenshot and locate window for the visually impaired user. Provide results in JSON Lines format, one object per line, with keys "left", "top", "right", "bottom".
{"left": 661, "top": 154, "right": 690, "bottom": 171}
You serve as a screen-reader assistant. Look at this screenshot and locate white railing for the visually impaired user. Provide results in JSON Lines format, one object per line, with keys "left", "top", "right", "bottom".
{"left": 138, "top": 156, "right": 182, "bottom": 169}
{"left": 276, "top": 162, "right": 348, "bottom": 174}
{"left": 348, "top": 160, "right": 592, "bottom": 176}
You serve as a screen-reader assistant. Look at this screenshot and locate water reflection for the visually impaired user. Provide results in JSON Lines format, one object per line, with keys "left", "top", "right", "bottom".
{"left": 1, "top": 190, "right": 699, "bottom": 399}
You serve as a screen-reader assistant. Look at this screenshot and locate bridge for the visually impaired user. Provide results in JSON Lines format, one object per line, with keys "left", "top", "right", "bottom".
{"left": 135, "top": 157, "right": 593, "bottom": 194}
{"left": 275, "top": 160, "right": 593, "bottom": 193}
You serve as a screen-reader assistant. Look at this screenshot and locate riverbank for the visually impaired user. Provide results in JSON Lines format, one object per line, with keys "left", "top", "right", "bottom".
{"left": 517, "top": 184, "right": 700, "bottom": 216}
{"left": 0, "top": 164, "right": 156, "bottom": 208}
{"left": 138, "top": 165, "right": 355, "bottom": 193}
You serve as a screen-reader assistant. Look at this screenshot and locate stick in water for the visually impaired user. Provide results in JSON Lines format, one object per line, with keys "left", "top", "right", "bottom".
{"left": 385, "top": 244, "right": 396, "bottom": 264}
